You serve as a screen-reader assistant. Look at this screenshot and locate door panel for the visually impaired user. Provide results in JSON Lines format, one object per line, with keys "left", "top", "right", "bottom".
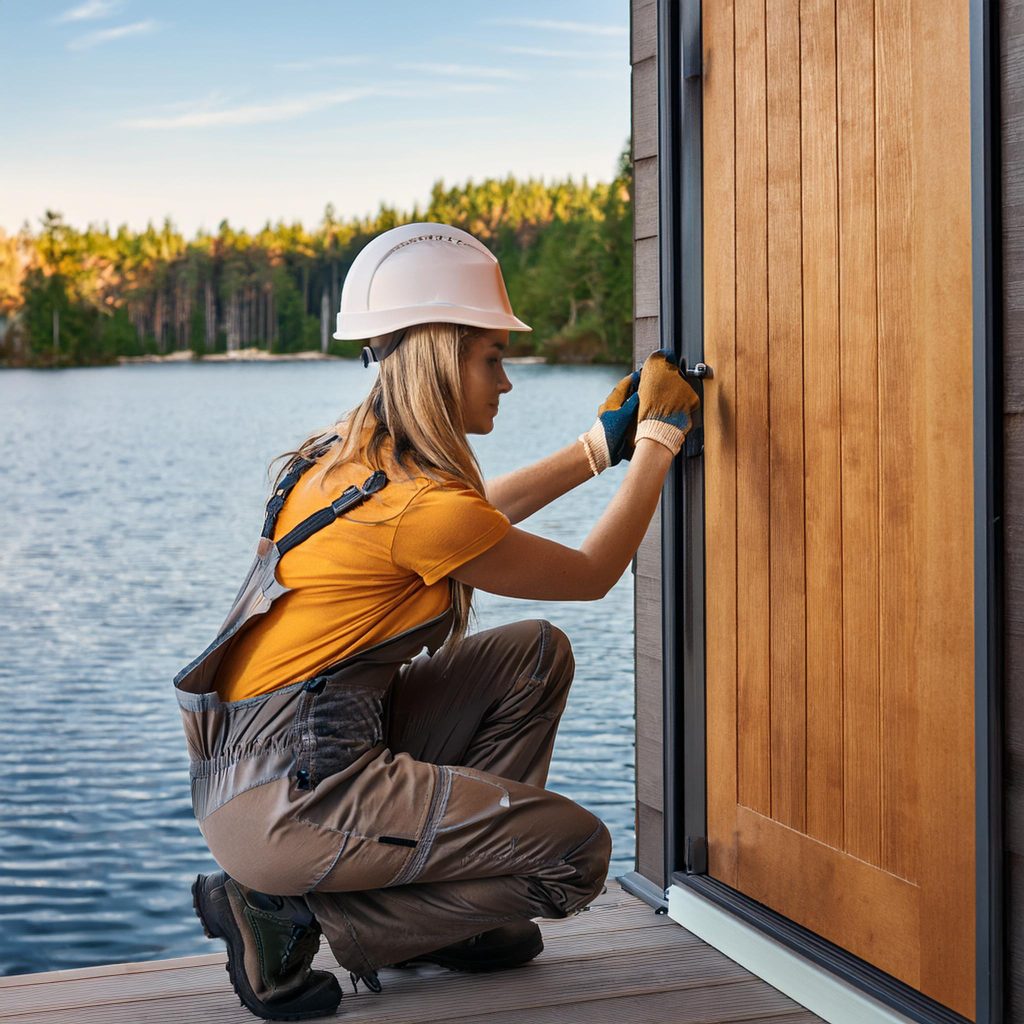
{"left": 702, "top": 0, "right": 975, "bottom": 1016}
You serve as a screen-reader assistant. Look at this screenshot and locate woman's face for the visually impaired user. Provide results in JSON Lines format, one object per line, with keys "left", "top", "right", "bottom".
{"left": 460, "top": 329, "right": 513, "bottom": 434}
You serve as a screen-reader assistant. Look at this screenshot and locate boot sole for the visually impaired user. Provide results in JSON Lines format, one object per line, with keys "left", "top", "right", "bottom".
{"left": 394, "top": 931, "right": 544, "bottom": 973}
{"left": 191, "top": 875, "right": 341, "bottom": 1021}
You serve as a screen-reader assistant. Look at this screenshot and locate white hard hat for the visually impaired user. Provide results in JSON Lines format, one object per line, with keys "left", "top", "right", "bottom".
{"left": 333, "top": 222, "right": 532, "bottom": 364}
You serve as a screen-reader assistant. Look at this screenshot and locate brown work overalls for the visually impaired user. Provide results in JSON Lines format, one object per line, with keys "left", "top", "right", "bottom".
{"left": 173, "top": 449, "right": 611, "bottom": 977}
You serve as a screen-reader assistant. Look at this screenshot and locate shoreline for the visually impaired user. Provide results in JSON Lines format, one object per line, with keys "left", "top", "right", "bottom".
{"left": 119, "top": 348, "right": 337, "bottom": 364}
{"left": 116, "top": 348, "right": 551, "bottom": 366}
{"left": 2, "top": 350, "right": 624, "bottom": 369}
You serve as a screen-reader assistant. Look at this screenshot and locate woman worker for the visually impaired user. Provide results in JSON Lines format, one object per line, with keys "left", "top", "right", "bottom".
{"left": 174, "top": 222, "right": 700, "bottom": 1021}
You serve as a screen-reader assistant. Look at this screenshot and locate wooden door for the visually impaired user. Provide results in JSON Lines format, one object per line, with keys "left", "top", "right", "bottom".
{"left": 701, "top": 1, "right": 975, "bottom": 1017}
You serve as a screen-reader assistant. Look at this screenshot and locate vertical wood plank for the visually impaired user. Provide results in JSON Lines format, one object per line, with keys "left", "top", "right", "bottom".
{"left": 837, "top": 0, "right": 881, "bottom": 867}
{"left": 766, "top": 0, "right": 807, "bottom": 832}
{"left": 800, "top": 0, "right": 844, "bottom": 849}
{"left": 703, "top": 0, "right": 738, "bottom": 886}
{"left": 734, "top": 0, "right": 772, "bottom": 818}
{"left": 909, "top": 0, "right": 975, "bottom": 1012}
{"left": 874, "top": 0, "right": 918, "bottom": 884}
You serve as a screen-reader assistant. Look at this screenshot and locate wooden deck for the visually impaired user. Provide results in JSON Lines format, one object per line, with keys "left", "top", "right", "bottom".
{"left": 0, "top": 882, "right": 822, "bottom": 1024}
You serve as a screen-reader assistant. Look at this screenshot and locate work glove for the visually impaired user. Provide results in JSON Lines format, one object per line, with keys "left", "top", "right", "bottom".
{"left": 634, "top": 349, "right": 700, "bottom": 456}
{"left": 578, "top": 369, "right": 642, "bottom": 475}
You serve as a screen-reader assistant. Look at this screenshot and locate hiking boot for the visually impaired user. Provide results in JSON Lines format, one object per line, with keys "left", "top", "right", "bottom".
{"left": 392, "top": 920, "right": 543, "bottom": 972}
{"left": 192, "top": 871, "right": 342, "bottom": 1021}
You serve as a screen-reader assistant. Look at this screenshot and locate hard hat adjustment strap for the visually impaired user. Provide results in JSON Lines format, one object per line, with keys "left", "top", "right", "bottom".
{"left": 361, "top": 329, "right": 408, "bottom": 367}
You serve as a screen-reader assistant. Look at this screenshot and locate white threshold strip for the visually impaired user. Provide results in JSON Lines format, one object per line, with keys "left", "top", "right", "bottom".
{"left": 668, "top": 884, "right": 917, "bottom": 1024}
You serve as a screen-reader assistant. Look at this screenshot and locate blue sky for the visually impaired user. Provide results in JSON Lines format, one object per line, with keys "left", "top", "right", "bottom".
{"left": 0, "top": 1, "right": 631, "bottom": 237}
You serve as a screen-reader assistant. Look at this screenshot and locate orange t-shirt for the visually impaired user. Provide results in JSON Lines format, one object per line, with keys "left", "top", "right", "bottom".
{"left": 215, "top": 445, "right": 510, "bottom": 702}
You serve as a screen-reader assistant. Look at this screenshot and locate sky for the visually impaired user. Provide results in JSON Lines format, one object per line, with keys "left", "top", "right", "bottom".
{"left": 0, "top": 1, "right": 631, "bottom": 237}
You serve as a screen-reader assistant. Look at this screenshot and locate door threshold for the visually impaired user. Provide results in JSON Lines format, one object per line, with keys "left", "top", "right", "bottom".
{"left": 669, "top": 882, "right": 934, "bottom": 1024}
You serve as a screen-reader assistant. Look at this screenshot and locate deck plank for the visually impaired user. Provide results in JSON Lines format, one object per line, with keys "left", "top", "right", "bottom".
{"left": 2, "top": 883, "right": 821, "bottom": 1024}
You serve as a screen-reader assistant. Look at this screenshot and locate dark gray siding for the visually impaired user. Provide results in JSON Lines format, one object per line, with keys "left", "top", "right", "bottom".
{"left": 631, "top": 0, "right": 666, "bottom": 888}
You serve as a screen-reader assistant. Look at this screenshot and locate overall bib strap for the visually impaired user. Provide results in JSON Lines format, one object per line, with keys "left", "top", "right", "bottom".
{"left": 258, "top": 434, "right": 339, "bottom": 551}
{"left": 276, "top": 470, "right": 387, "bottom": 556}
{"left": 173, "top": 463, "right": 387, "bottom": 701}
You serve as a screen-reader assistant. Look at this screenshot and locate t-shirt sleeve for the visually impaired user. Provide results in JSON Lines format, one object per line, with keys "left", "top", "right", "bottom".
{"left": 391, "top": 481, "right": 511, "bottom": 586}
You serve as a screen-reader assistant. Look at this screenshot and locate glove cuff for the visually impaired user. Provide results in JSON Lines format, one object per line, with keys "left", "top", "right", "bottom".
{"left": 579, "top": 421, "right": 611, "bottom": 475}
{"left": 635, "top": 418, "right": 687, "bottom": 456}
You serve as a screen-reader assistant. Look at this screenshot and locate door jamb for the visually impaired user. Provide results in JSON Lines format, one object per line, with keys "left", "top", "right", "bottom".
{"left": 970, "top": 1, "right": 1004, "bottom": 1021}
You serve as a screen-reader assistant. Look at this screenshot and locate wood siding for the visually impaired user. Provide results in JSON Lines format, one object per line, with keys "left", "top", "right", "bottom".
{"left": 1002, "top": 2, "right": 1024, "bottom": 1018}
{"left": 631, "top": 0, "right": 666, "bottom": 889}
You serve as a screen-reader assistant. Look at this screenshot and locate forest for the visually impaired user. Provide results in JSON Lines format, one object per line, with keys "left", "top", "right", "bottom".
{"left": 0, "top": 147, "right": 632, "bottom": 368}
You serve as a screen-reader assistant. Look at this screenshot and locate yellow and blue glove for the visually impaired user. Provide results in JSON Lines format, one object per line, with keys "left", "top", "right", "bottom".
{"left": 634, "top": 349, "right": 700, "bottom": 456}
{"left": 578, "top": 369, "right": 641, "bottom": 474}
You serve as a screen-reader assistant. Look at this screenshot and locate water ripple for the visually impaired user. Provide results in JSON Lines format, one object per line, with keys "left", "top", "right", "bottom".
{"left": 0, "top": 362, "right": 636, "bottom": 977}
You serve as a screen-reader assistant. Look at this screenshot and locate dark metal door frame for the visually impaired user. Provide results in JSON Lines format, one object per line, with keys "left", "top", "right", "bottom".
{"left": 649, "top": 1, "right": 1005, "bottom": 1022}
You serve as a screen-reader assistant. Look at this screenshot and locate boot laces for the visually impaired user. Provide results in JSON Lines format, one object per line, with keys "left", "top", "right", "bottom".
{"left": 349, "top": 969, "right": 382, "bottom": 994}
{"left": 280, "top": 922, "right": 319, "bottom": 975}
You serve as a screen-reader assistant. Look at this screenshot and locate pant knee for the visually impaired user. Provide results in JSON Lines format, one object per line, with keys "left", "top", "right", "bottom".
{"left": 537, "top": 620, "right": 575, "bottom": 691}
{"left": 569, "top": 819, "right": 612, "bottom": 900}
{"left": 543, "top": 810, "right": 610, "bottom": 916}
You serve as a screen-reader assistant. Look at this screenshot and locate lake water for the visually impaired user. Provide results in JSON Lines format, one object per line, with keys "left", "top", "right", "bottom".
{"left": 0, "top": 359, "right": 637, "bottom": 977}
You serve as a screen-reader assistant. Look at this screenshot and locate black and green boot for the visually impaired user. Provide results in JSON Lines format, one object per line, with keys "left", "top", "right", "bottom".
{"left": 392, "top": 920, "right": 544, "bottom": 972}
{"left": 192, "top": 871, "right": 342, "bottom": 1021}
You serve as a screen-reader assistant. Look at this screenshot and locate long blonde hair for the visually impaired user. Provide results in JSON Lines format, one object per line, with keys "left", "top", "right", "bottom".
{"left": 275, "top": 322, "right": 485, "bottom": 645}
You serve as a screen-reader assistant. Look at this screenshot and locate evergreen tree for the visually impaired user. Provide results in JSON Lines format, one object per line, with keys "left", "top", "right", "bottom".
{"left": 3, "top": 143, "right": 634, "bottom": 367}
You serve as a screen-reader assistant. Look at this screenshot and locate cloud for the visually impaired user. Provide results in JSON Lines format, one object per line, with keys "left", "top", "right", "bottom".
{"left": 366, "top": 115, "right": 496, "bottom": 131}
{"left": 67, "top": 20, "right": 159, "bottom": 50}
{"left": 120, "top": 87, "right": 377, "bottom": 129}
{"left": 397, "top": 62, "right": 524, "bottom": 80}
{"left": 54, "top": 0, "right": 121, "bottom": 23}
{"left": 148, "top": 91, "right": 232, "bottom": 114}
{"left": 118, "top": 76, "right": 502, "bottom": 131}
{"left": 275, "top": 55, "right": 372, "bottom": 72}
{"left": 565, "top": 69, "right": 627, "bottom": 81}
{"left": 488, "top": 18, "right": 627, "bottom": 38}
{"left": 498, "top": 45, "right": 622, "bottom": 60}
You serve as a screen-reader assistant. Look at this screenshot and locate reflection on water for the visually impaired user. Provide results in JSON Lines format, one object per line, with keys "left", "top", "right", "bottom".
{"left": 0, "top": 360, "right": 636, "bottom": 976}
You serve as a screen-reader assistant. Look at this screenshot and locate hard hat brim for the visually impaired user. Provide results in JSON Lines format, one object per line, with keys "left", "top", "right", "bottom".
{"left": 333, "top": 305, "right": 532, "bottom": 341}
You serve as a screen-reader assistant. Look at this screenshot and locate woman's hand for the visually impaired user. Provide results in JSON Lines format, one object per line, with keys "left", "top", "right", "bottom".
{"left": 634, "top": 350, "right": 700, "bottom": 456}
{"left": 578, "top": 369, "right": 641, "bottom": 474}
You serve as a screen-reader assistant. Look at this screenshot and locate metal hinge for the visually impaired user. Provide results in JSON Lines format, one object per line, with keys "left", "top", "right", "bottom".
{"left": 684, "top": 835, "right": 708, "bottom": 875}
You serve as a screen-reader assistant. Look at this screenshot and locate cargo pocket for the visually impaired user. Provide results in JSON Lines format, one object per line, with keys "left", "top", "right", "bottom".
{"left": 291, "top": 678, "right": 385, "bottom": 791}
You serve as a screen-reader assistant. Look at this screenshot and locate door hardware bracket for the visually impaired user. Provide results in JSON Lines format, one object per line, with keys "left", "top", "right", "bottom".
{"left": 680, "top": 358, "right": 714, "bottom": 379}
{"left": 684, "top": 835, "right": 708, "bottom": 875}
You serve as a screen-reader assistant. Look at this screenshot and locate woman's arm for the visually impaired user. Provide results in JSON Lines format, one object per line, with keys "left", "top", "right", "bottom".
{"left": 484, "top": 440, "right": 593, "bottom": 525}
{"left": 453, "top": 438, "right": 674, "bottom": 600}
{"left": 485, "top": 368, "right": 642, "bottom": 524}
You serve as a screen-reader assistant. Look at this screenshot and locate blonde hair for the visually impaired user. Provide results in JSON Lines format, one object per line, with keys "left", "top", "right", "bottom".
{"left": 276, "top": 322, "right": 484, "bottom": 645}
